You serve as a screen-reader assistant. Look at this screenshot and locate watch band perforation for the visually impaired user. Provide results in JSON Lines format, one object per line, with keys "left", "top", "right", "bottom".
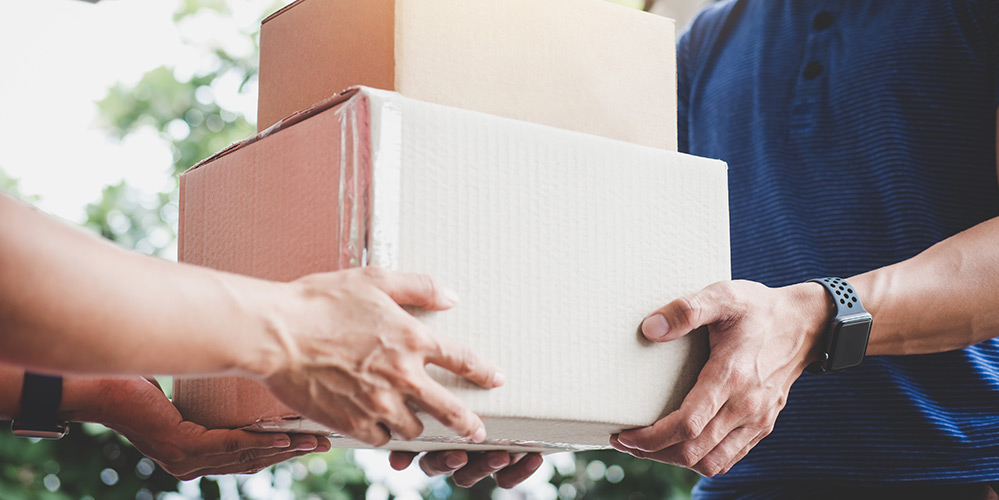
{"left": 806, "top": 277, "right": 873, "bottom": 375}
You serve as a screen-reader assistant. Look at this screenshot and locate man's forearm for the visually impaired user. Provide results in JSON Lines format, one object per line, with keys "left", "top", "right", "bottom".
{"left": 850, "top": 216, "right": 999, "bottom": 355}
{"left": 0, "top": 194, "right": 285, "bottom": 378}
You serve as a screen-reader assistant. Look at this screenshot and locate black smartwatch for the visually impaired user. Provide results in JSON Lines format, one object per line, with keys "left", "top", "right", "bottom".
{"left": 806, "top": 277, "right": 873, "bottom": 375}
{"left": 11, "top": 373, "right": 70, "bottom": 439}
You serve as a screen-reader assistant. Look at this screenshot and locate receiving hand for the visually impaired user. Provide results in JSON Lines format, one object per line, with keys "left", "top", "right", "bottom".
{"left": 611, "top": 280, "right": 830, "bottom": 476}
{"left": 262, "top": 267, "right": 505, "bottom": 447}
{"left": 91, "top": 377, "right": 328, "bottom": 480}
{"left": 388, "top": 450, "right": 543, "bottom": 489}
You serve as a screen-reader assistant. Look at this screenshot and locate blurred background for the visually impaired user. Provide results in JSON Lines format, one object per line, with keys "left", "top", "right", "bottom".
{"left": 0, "top": 0, "right": 710, "bottom": 498}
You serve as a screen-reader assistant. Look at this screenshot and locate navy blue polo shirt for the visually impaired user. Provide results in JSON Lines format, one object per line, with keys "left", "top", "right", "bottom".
{"left": 678, "top": 0, "right": 999, "bottom": 492}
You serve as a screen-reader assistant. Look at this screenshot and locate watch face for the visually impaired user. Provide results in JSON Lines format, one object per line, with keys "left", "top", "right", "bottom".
{"left": 829, "top": 314, "right": 873, "bottom": 371}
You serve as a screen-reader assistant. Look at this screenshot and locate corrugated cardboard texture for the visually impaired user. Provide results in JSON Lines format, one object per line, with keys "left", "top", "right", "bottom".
{"left": 176, "top": 88, "right": 727, "bottom": 452}
{"left": 257, "top": 0, "right": 677, "bottom": 151}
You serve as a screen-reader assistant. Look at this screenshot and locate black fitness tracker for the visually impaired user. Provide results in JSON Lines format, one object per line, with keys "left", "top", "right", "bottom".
{"left": 11, "top": 372, "right": 70, "bottom": 439}
{"left": 806, "top": 277, "right": 873, "bottom": 375}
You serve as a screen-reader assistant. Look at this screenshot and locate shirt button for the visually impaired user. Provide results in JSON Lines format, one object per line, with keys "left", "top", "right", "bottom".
{"left": 813, "top": 11, "right": 834, "bottom": 30}
{"left": 803, "top": 61, "right": 823, "bottom": 80}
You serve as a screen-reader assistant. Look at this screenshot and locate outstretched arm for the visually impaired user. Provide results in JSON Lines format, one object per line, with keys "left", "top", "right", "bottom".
{"left": 0, "top": 192, "right": 290, "bottom": 376}
{"left": 0, "top": 364, "right": 328, "bottom": 479}
{"left": 0, "top": 194, "right": 504, "bottom": 446}
{"left": 611, "top": 112, "right": 999, "bottom": 476}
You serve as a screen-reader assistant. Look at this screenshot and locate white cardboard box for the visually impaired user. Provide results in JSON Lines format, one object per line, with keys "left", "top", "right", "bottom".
{"left": 257, "top": 0, "right": 677, "bottom": 151}
{"left": 175, "top": 87, "right": 729, "bottom": 453}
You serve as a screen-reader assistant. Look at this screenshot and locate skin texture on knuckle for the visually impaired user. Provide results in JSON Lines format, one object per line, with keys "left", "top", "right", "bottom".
{"left": 420, "top": 453, "right": 455, "bottom": 476}
{"left": 451, "top": 344, "right": 478, "bottom": 376}
{"left": 398, "top": 372, "right": 427, "bottom": 400}
{"left": 222, "top": 436, "right": 242, "bottom": 454}
{"left": 697, "top": 462, "right": 722, "bottom": 478}
{"left": 367, "top": 391, "right": 397, "bottom": 417}
{"left": 402, "top": 325, "right": 435, "bottom": 353}
{"left": 709, "top": 280, "right": 754, "bottom": 320}
{"left": 398, "top": 417, "right": 424, "bottom": 441}
{"left": 238, "top": 450, "right": 258, "bottom": 465}
{"left": 453, "top": 469, "right": 486, "bottom": 489}
{"left": 360, "top": 266, "right": 388, "bottom": 281}
{"left": 438, "top": 406, "right": 465, "bottom": 429}
{"left": 726, "top": 363, "right": 752, "bottom": 386}
{"left": 674, "top": 294, "right": 703, "bottom": 331}
{"left": 678, "top": 414, "right": 705, "bottom": 442}
{"left": 678, "top": 442, "right": 706, "bottom": 468}
{"left": 371, "top": 429, "right": 391, "bottom": 447}
{"left": 733, "top": 393, "right": 765, "bottom": 417}
{"left": 415, "top": 274, "right": 440, "bottom": 301}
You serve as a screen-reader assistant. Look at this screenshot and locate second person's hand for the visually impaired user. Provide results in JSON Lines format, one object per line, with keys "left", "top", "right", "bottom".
{"left": 388, "top": 450, "right": 543, "bottom": 488}
{"left": 63, "top": 376, "right": 328, "bottom": 480}
{"left": 251, "top": 267, "right": 506, "bottom": 447}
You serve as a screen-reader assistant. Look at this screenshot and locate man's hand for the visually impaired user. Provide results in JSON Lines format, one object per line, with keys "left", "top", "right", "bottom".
{"left": 259, "top": 268, "right": 505, "bottom": 447}
{"left": 388, "top": 450, "right": 543, "bottom": 489}
{"left": 611, "top": 280, "right": 831, "bottom": 477}
{"left": 68, "top": 377, "right": 328, "bottom": 480}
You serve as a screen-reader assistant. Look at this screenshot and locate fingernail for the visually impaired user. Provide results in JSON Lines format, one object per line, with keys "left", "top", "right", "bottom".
{"left": 487, "top": 455, "right": 507, "bottom": 469}
{"left": 315, "top": 440, "right": 332, "bottom": 452}
{"left": 445, "top": 453, "right": 464, "bottom": 469}
{"left": 642, "top": 314, "right": 671, "bottom": 340}
{"left": 493, "top": 372, "right": 506, "bottom": 387}
{"left": 444, "top": 287, "right": 460, "bottom": 305}
{"left": 471, "top": 427, "right": 487, "bottom": 443}
{"left": 273, "top": 436, "right": 291, "bottom": 448}
{"left": 617, "top": 435, "right": 636, "bottom": 449}
{"left": 295, "top": 440, "right": 318, "bottom": 451}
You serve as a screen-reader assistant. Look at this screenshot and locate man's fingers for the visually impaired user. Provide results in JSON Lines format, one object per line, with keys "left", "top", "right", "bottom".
{"left": 419, "top": 450, "right": 469, "bottom": 476}
{"left": 386, "top": 407, "right": 424, "bottom": 441}
{"left": 622, "top": 409, "right": 732, "bottom": 471}
{"left": 389, "top": 451, "right": 419, "bottom": 471}
{"left": 616, "top": 375, "right": 725, "bottom": 452}
{"left": 367, "top": 269, "right": 457, "bottom": 311}
{"left": 495, "top": 453, "right": 543, "bottom": 489}
{"left": 409, "top": 376, "right": 487, "bottom": 442}
{"left": 352, "top": 418, "right": 392, "bottom": 447}
{"left": 642, "top": 283, "right": 730, "bottom": 342}
{"left": 359, "top": 391, "right": 424, "bottom": 441}
{"left": 171, "top": 436, "right": 331, "bottom": 480}
{"left": 426, "top": 335, "right": 505, "bottom": 389}
{"left": 176, "top": 447, "right": 323, "bottom": 481}
{"left": 192, "top": 428, "right": 296, "bottom": 457}
{"left": 451, "top": 452, "right": 510, "bottom": 488}
{"left": 720, "top": 430, "right": 769, "bottom": 475}
{"left": 305, "top": 397, "right": 392, "bottom": 447}
{"left": 694, "top": 426, "right": 759, "bottom": 477}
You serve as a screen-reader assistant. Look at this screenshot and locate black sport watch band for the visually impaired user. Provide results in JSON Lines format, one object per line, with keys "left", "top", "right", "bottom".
{"left": 806, "top": 277, "right": 874, "bottom": 375}
{"left": 11, "top": 373, "right": 69, "bottom": 439}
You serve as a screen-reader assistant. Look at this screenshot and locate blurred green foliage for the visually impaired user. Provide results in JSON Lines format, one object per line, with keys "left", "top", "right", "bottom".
{"left": 0, "top": 169, "right": 40, "bottom": 204}
{"left": 1, "top": 0, "right": 699, "bottom": 498}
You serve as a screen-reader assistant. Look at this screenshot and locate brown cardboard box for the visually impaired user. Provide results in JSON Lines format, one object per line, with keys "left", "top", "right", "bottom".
{"left": 256, "top": 0, "right": 677, "bottom": 150}
{"left": 175, "top": 88, "right": 727, "bottom": 452}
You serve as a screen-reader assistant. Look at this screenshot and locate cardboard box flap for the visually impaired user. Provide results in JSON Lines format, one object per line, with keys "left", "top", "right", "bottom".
{"left": 187, "top": 87, "right": 362, "bottom": 173}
